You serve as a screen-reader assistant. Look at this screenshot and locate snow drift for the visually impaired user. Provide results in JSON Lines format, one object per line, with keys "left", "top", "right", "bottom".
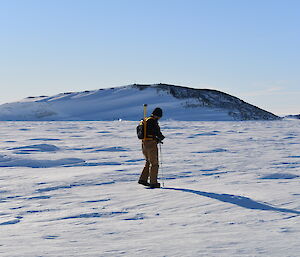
{"left": 0, "top": 84, "right": 280, "bottom": 121}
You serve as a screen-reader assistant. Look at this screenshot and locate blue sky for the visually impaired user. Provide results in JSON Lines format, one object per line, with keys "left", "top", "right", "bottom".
{"left": 1, "top": 0, "right": 299, "bottom": 115}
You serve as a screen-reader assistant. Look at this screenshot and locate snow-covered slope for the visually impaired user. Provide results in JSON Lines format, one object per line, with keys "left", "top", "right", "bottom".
{"left": 0, "top": 84, "right": 280, "bottom": 121}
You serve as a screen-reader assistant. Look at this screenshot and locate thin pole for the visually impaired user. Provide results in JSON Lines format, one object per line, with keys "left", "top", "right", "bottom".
{"left": 159, "top": 143, "right": 165, "bottom": 187}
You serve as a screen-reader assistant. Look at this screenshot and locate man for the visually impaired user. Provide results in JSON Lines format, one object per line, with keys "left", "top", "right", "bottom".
{"left": 138, "top": 107, "right": 165, "bottom": 188}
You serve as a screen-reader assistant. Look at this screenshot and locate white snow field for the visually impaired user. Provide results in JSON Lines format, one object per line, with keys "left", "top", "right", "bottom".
{"left": 0, "top": 120, "right": 300, "bottom": 257}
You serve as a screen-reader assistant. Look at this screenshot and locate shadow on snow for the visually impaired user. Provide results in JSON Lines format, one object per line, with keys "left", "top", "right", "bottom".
{"left": 163, "top": 187, "right": 300, "bottom": 215}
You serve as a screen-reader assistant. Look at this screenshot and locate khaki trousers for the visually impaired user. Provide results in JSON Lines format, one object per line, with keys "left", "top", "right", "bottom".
{"left": 139, "top": 140, "right": 159, "bottom": 184}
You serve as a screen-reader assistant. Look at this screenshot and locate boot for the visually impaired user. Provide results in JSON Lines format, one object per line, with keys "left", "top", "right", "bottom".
{"left": 138, "top": 180, "right": 150, "bottom": 186}
{"left": 149, "top": 183, "right": 161, "bottom": 189}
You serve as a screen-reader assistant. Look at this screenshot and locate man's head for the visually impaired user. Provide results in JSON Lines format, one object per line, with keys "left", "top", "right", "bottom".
{"left": 152, "top": 107, "right": 163, "bottom": 119}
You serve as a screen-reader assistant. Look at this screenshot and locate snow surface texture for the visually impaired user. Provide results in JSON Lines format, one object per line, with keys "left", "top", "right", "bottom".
{"left": 0, "top": 84, "right": 279, "bottom": 121}
{"left": 0, "top": 120, "right": 299, "bottom": 256}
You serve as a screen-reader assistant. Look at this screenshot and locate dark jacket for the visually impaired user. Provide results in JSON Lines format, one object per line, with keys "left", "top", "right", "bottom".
{"left": 145, "top": 116, "right": 165, "bottom": 142}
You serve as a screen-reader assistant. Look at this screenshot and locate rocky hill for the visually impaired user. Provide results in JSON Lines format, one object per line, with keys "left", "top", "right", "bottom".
{"left": 0, "top": 84, "right": 280, "bottom": 121}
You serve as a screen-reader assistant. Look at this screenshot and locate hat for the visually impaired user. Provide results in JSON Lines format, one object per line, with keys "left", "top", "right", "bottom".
{"left": 152, "top": 107, "right": 163, "bottom": 117}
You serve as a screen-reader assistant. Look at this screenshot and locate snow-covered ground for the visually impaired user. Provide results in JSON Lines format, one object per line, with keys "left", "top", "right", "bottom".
{"left": 0, "top": 120, "right": 299, "bottom": 256}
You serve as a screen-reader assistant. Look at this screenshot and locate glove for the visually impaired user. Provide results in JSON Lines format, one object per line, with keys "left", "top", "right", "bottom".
{"left": 157, "top": 138, "right": 164, "bottom": 144}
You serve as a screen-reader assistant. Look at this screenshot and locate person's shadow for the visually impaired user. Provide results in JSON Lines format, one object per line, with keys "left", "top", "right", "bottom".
{"left": 163, "top": 187, "right": 300, "bottom": 215}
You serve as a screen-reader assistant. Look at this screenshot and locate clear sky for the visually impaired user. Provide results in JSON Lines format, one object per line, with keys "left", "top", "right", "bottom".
{"left": 1, "top": 0, "right": 299, "bottom": 115}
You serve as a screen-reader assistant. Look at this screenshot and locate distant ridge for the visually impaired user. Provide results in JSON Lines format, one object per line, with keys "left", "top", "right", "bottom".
{"left": 284, "top": 114, "right": 300, "bottom": 120}
{"left": 0, "top": 84, "right": 280, "bottom": 121}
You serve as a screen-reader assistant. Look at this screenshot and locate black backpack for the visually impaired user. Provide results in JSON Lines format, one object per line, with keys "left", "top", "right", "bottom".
{"left": 136, "top": 119, "right": 145, "bottom": 139}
